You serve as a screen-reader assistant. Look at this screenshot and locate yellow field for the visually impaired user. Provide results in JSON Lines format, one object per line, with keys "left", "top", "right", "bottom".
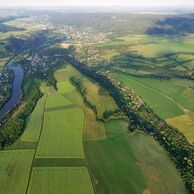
{"left": 167, "top": 113, "right": 194, "bottom": 144}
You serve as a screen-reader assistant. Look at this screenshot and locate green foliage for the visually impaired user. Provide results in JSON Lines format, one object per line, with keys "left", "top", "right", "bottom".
{"left": 0, "top": 78, "right": 41, "bottom": 148}
{"left": 0, "top": 23, "right": 24, "bottom": 33}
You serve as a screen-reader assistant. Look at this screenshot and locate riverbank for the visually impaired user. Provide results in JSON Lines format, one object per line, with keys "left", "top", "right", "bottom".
{"left": 0, "top": 65, "right": 24, "bottom": 120}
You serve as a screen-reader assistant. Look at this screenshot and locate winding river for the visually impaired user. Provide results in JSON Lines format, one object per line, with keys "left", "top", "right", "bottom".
{"left": 0, "top": 60, "right": 24, "bottom": 120}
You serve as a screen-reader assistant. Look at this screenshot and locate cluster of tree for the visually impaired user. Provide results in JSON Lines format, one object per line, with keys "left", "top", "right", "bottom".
{"left": 146, "top": 15, "right": 194, "bottom": 36}
{"left": 70, "top": 76, "right": 97, "bottom": 114}
{"left": 0, "top": 24, "right": 24, "bottom": 33}
{"left": 66, "top": 49, "right": 194, "bottom": 193}
{"left": 5, "top": 30, "right": 65, "bottom": 55}
{"left": 0, "top": 78, "right": 41, "bottom": 148}
{"left": 5, "top": 31, "right": 49, "bottom": 53}
{"left": 0, "top": 16, "right": 24, "bottom": 24}
{"left": 102, "top": 109, "right": 126, "bottom": 121}
{"left": 110, "top": 53, "right": 194, "bottom": 81}
{"left": 0, "top": 70, "right": 13, "bottom": 109}
{"left": 98, "top": 87, "right": 109, "bottom": 96}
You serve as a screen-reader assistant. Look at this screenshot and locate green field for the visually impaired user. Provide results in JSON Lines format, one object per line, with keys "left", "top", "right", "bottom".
{"left": 83, "top": 78, "right": 118, "bottom": 118}
{"left": 0, "top": 62, "right": 187, "bottom": 194}
{"left": 116, "top": 73, "right": 194, "bottom": 142}
{"left": 128, "top": 132, "right": 186, "bottom": 194}
{"left": 85, "top": 120, "right": 186, "bottom": 194}
{"left": 57, "top": 80, "right": 75, "bottom": 94}
{"left": 126, "top": 77, "right": 194, "bottom": 113}
{"left": 46, "top": 94, "right": 72, "bottom": 108}
{"left": 117, "top": 73, "right": 184, "bottom": 119}
{"left": 21, "top": 95, "right": 46, "bottom": 142}
{"left": 27, "top": 167, "right": 94, "bottom": 194}
{"left": 0, "top": 150, "right": 34, "bottom": 194}
{"left": 36, "top": 107, "right": 84, "bottom": 158}
{"left": 85, "top": 120, "right": 146, "bottom": 194}
{"left": 167, "top": 113, "right": 194, "bottom": 144}
{"left": 91, "top": 34, "right": 194, "bottom": 58}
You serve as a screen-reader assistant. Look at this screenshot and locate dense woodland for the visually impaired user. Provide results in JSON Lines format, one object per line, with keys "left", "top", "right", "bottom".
{"left": 147, "top": 15, "right": 194, "bottom": 35}
{"left": 0, "top": 24, "right": 24, "bottom": 33}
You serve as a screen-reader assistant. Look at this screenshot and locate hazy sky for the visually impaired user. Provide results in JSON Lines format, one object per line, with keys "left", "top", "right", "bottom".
{"left": 1, "top": 0, "right": 194, "bottom": 7}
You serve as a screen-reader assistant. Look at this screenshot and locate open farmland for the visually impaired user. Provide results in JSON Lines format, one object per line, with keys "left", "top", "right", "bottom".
{"left": 27, "top": 167, "right": 94, "bottom": 194}
{"left": 21, "top": 94, "right": 46, "bottom": 142}
{"left": 36, "top": 107, "right": 84, "bottom": 158}
{"left": 117, "top": 73, "right": 184, "bottom": 119}
{"left": 46, "top": 94, "right": 72, "bottom": 108}
{"left": 57, "top": 80, "right": 75, "bottom": 94}
{"left": 85, "top": 120, "right": 146, "bottom": 194}
{"left": 1, "top": 9, "right": 193, "bottom": 194}
{"left": 85, "top": 120, "right": 186, "bottom": 194}
{"left": 88, "top": 34, "right": 194, "bottom": 60}
{"left": 167, "top": 113, "right": 194, "bottom": 144}
{"left": 0, "top": 150, "right": 34, "bottom": 194}
{"left": 116, "top": 73, "right": 194, "bottom": 142}
{"left": 128, "top": 132, "right": 187, "bottom": 194}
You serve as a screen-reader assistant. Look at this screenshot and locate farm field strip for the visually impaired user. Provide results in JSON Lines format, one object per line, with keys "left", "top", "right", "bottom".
{"left": 36, "top": 106, "right": 85, "bottom": 158}
{"left": 45, "top": 94, "right": 73, "bottom": 109}
{"left": 45, "top": 104, "right": 77, "bottom": 112}
{"left": 21, "top": 94, "right": 46, "bottom": 142}
{"left": 167, "top": 113, "right": 194, "bottom": 144}
{"left": 0, "top": 149, "right": 35, "bottom": 194}
{"left": 34, "top": 158, "right": 86, "bottom": 167}
{"left": 27, "top": 167, "right": 94, "bottom": 194}
{"left": 26, "top": 67, "right": 94, "bottom": 193}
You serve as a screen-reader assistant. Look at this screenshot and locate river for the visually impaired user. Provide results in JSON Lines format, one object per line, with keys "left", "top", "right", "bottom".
{"left": 0, "top": 60, "right": 24, "bottom": 120}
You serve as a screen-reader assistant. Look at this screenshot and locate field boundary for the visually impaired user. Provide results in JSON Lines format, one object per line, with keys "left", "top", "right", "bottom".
{"left": 25, "top": 91, "right": 48, "bottom": 194}
{"left": 34, "top": 158, "right": 86, "bottom": 167}
{"left": 45, "top": 104, "right": 77, "bottom": 112}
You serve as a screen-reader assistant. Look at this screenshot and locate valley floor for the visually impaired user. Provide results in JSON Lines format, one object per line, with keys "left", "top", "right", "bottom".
{"left": 0, "top": 64, "right": 187, "bottom": 194}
